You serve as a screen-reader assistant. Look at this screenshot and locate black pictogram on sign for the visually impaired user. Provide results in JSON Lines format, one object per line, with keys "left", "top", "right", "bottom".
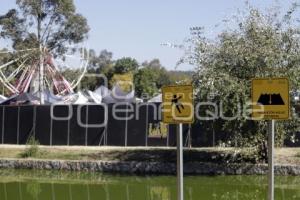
{"left": 171, "top": 94, "right": 184, "bottom": 113}
{"left": 257, "top": 93, "right": 285, "bottom": 105}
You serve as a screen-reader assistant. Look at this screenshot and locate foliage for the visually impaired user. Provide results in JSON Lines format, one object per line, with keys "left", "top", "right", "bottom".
{"left": 20, "top": 135, "right": 40, "bottom": 158}
{"left": 114, "top": 57, "right": 139, "bottom": 74}
{"left": 79, "top": 49, "right": 114, "bottom": 90}
{"left": 0, "top": 0, "right": 89, "bottom": 55}
{"left": 141, "top": 59, "right": 173, "bottom": 88}
{"left": 77, "top": 54, "right": 193, "bottom": 96}
{"left": 168, "top": 70, "right": 193, "bottom": 84}
{"left": 181, "top": 3, "right": 300, "bottom": 150}
{"left": 0, "top": 0, "right": 89, "bottom": 94}
{"left": 134, "top": 67, "right": 159, "bottom": 99}
{"left": 26, "top": 181, "right": 41, "bottom": 199}
{"left": 89, "top": 49, "right": 113, "bottom": 73}
{"left": 0, "top": 48, "right": 14, "bottom": 96}
{"left": 134, "top": 59, "right": 170, "bottom": 99}
{"left": 134, "top": 59, "right": 174, "bottom": 98}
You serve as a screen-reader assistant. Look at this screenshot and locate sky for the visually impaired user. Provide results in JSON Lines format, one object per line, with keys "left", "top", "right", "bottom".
{"left": 0, "top": 0, "right": 295, "bottom": 71}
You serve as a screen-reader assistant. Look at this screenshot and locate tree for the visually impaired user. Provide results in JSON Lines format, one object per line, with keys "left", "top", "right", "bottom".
{"left": 134, "top": 67, "right": 159, "bottom": 98}
{"left": 142, "top": 59, "right": 172, "bottom": 88}
{"left": 79, "top": 49, "right": 113, "bottom": 91}
{"left": 0, "top": 0, "right": 89, "bottom": 56}
{"left": 0, "top": 48, "right": 16, "bottom": 95}
{"left": 134, "top": 59, "right": 172, "bottom": 98}
{"left": 181, "top": 3, "right": 300, "bottom": 150}
{"left": 114, "top": 57, "right": 139, "bottom": 74}
{"left": 87, "top": 49, "right": 113, "bottom": 73}
{"left": 97, "top": 49, "right": 113, "bottom": 72}
{"left": 0, "top": 0, "right": 89, "bottom": 95}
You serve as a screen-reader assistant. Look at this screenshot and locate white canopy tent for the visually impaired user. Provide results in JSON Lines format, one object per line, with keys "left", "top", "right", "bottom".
{"left": 82, "top": 90, "right": 102, "bottom": 104}
{"left": 59, "top": 90, "right": 102, "bottom": 104}
{"left": 148, "top": 94, "right": 162, "bottom": 102}
{"left": 0, "top": 94, "right": 7, "bottom": 103}
{"left": 33, "top": 89, "right": 62, "bottom": 103}
{"left": 101, "top": 85, "right": 135, "bottom": 104}
{"left": 94, "top": 86, "right": 111, "bottom": 97}
{"left": 95, "top": 85, "right": 136, "bottom": 104}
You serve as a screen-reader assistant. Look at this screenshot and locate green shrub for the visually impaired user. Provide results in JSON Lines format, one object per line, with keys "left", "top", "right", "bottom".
{"left": 20, "top": 135, "right": 40, "bottom": 158}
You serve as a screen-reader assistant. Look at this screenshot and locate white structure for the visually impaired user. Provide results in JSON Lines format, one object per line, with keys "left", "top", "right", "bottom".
{"left": 59, "top": 90, "right": 102, "bottom": 104}
{"left": 95, "top": 85, "right": 136, "bottom": 104}
{"left": 94, "top": 86, "right": 111, "bottom": 97}
{"left": 148, "top": 94, "right": 162, "bottom": 102}
{"left": 0, "top": 94, "right": 7, "bottom": 103}
{"left": 0, "top": 46, "right": 88, "bottom": 104}
{"left": 34, "top": 89, "right": 62, "bottom": 103}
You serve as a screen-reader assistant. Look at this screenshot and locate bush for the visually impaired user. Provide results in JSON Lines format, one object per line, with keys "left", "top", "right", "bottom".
{"left": 20, "top": 135, "right": 40, "bottom": 158}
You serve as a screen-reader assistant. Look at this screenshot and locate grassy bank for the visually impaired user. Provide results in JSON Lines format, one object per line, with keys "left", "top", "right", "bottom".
{"left": 0, "top": 145, "right": 299, "bottom": 165}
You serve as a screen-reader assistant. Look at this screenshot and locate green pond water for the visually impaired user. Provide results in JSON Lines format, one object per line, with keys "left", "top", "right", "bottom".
{"left": 0, "top": 170, "right": 300, "bottom": 200}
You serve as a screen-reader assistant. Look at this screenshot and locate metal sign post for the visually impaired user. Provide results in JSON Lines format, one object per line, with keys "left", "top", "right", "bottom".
{"left": 268, "top": 120, "right": 275, "bottom": 200}
{"left": 162, "top": 85, "right": 193, "bottom": 200}
{"left": 177, "top": 123, "right": 184, "bottom": 200}
{"left": 251, "top": 78, "right": 289, "bottom": 200}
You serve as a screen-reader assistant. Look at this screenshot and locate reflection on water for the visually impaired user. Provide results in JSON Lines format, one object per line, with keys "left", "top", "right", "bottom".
{"left": 0, "top": 170, "right": 300, "bottom": 200}
{"left": 150, "top": 186, "right": 171, "bottom": 200}
{"left": 26, "top": 181, "right": 42, "bottom": 199}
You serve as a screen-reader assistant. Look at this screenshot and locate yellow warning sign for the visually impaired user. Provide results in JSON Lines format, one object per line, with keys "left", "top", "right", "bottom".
{"left": 252, "top": 78, "right": 289, "bottom": 120}
{"left": 162, "top": 85, "right": 194, "bottom": 124}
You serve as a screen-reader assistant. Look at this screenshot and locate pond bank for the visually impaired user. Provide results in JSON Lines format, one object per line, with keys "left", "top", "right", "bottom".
{"left": 0, "top": 145, "right": 300, "bottom": 175}
{"left": 0, "top": 159, "right": 300, "bottom": 175}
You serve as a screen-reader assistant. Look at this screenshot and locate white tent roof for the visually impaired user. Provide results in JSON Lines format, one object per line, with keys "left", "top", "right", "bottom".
{"left": 58, "top": 90, "right": 102, "bottom": 104}
{"left": 135, "top": 97, "right": 143, "bottom": 103}
{"left": 33, "top": 89, "right": 62, "bottom": 103}
{"left": 57, "top": 92, "right": 86, "bottom": 104}
{"left": 102, "top": 94, "right": 117, "bottom": 104}
{"left": 100, "top": 85, "right": 135, "bottom": 104}
{"left": 0, "top": 95, "right": 7, "bottom": 103}
{"left": 83, "top": 90, "right": 102, "bottom": 104}
{"left": 148, "top": 94, "right": 162, "bottom": 102}
{"left": 94, "top": 86, "right": 111, "bottom": 97}
{"left": 55, "top": 84, "right": 137, "bottom": 104}
{"left": 74, "top": 92, "right": 89, "bottom": 104}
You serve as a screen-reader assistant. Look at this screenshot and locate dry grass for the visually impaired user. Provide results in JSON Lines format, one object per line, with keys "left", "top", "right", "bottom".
{"left": 0, "top": 145, "right": 177, "bottom": 161}
{"left": 0, "top": 145, "right": 299, "bottom": 164}
{"left": 275, "top": 148, "right": 300, "bottom": 165}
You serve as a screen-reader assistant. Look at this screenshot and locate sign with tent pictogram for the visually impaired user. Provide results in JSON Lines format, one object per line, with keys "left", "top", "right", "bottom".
{"left": 252, "top": 78, "right": 289, "bottom": 120}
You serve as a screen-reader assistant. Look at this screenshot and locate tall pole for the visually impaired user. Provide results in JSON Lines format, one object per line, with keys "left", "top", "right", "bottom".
{"left": 177, "top": 123, "right": 184, "bottom": 200}
{"left": 39, "top": 44, "right": 44, "bottom": 105}
{"left": 37, "top": 1, "right": 44, "bottom": 104}
{"left": 268, "top": 120, "right": 275, "bottom": 200}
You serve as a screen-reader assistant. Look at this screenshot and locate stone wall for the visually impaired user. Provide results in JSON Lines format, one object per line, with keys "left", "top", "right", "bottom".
{"left": 0, "top": 159, "right": 300, "bottom": 175}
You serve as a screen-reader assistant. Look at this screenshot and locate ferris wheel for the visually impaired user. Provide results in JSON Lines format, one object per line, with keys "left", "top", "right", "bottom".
{"left": 0, "top": 43, "right": 89, "bottom": 99}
